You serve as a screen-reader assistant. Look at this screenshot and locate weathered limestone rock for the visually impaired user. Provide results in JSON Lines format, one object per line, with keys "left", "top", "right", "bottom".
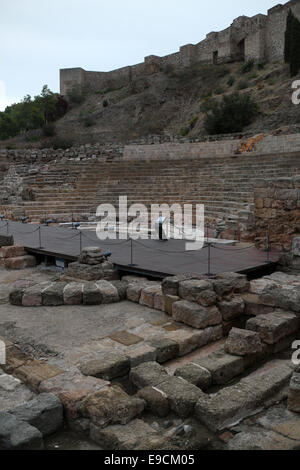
{"left": 137, "top": 386, "right": 170, "bottom": 417}
{"left": 140, "top": 285, "right": 162, "bottom": 308}
{"left": 0, "top": 245, "right": 25, "bottom": 258}
{"left": 155, "top": 376, "right": 204, "bottom": 418}
{"left": 0, "top": 374, "right": 35, "bottom": 412}
{"left": 174, "top": 363, "right": 212, "bottom": 390}
{"left": 22, "top": 281, "right": 52, "bottom": 307}
{"left": 39, "top": 370, "right": 109, "bottom": 419}
{"left": 146, "top": 337, "right": 179, "bottom": 363}
{"left": 162, "top": 274, "right": 198, "bottom": 296}
{"left": 178, "top": 279, "right": 214, "bottom": 304}
{"left": 257, "top": 405, "right": 300, "bottom": 441}
{"left": 242, "top": 293, "right": 274, "bottom": 316}
{"left": 195, "top": 350, "right": 244, "bottom": 385}
{"left": 197, "top": 289, "right": 217, "bottom": 307}
{"left": 164, "top": 325, "right": 223, "bottom": 357}
{"left": 67, "top": 261, "right": 118, "bottom": 282}
{"left": 195, "top": 361, "right": 293, "bottom": 431}
{"left": 4, "top": 255, "right": 36, "bottom": 270}
{"left": 214, "top": 272, "right": 250, "bottom": 294}
{"left": 217, "top": 297, "right": 245, "bottom": 321}
{"left": 95, "top": 280, "right": 119, "bottom": 304}
{"left": 42, "top": 282, "right": 66, "bottom": 306}
{"left": 130, "top": 362, "right": 169, "bottom": 389}
{"left": 0, "top": 412, "right": 43, "bottom": 449}
{"left": 80, "top": 352, "right": 130, "bottom": 380}
{"left": 126, "top": 283, "right": 145, "bottom": 303}
{"left": 246, "top": 310, "right": 299, "bottom": 345}
{"left": 9, "top": 393, "right": 63, "bottom": 437}
{"left": 9, "top": 280, "right": 36, "bottom": 306}
{"left": 0, "top": 234, "right": 14, "bottom": 247}
{"left": 288, "top": 373, "right": 300, "bottom": 413}
{"left": 110, "top": 280, "right": 128, "bottom": 300}
{"left": 154, "top": 291, "right": 165, "bottom": 311}
{"left": 63, "top": 282, "right": 83, "bottom": 305}
{"left": 14, "top": 360, "right": 64, "bottom": 392}
{"left": 78, "top": 247, "right": 105, "bottom": 265}
{"left": 172, "top": 300, "right": 221, "bottom": 329}
{"left": 260, "top": 287, "right": 300, "bottom": 313}
{"left": 225, "top": 328, "right": 263, "bottom": 356}
{"left": 125, "top": 343, "right": 157, "bottom": 367}
{"left": 90, "top": 419, "right": 165, "bottom": 450}
{"left": 80, "top": 385, "right": 145, "bottom": 428}
{"left": 228, "top": 428, "right": 300, "bottom": 451}
{"left": 82, "top": 282, "right": 102, "bottom": 305}
{"left": 164, "top": 294, "right": 180, "bottom": 315}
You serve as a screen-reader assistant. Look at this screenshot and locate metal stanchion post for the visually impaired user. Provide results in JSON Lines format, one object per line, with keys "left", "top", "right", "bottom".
{"left": 205, "top": 242, "right": 213, "bottom": 277}
{"left": 6, "top": 221, "right": 9, "bottom": 236}
{"left": 38, "top": 225, "right": 43, "bottom": 249}
{"left": 128, "top": 238, "right": 137, "bottom": 267}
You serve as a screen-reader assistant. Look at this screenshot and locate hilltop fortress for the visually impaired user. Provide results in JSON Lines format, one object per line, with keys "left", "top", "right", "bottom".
{"left": 60, "top": 0, "right": 300, "bottom": 95}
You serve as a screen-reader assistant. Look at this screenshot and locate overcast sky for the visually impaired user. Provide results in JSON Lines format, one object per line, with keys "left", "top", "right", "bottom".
{"left": 0, "top": 0, "right": 280, "bottom": 110}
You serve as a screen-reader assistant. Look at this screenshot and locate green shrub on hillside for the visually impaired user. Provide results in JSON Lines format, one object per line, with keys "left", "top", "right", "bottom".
{"left": 241, "top": 59, "right": 255, "bottom": 74}
{"left": 203, "top": 92, "right": 259, "bottom": 135}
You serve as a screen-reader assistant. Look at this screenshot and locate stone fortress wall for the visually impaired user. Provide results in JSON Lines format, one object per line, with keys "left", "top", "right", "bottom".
{"left": 60, "top": 0, "right": 300, "bottom": 95}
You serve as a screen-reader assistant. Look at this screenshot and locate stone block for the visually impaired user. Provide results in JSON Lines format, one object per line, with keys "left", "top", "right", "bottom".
{"left": 90, "top": 419, "right": 164, "bottom": 450}
{"left": 195, "top": 350, "right": 244, "bottom": 385}
{"left": 137, "top": 386, "right": 170, "bottom": 417}
{"left": 110, "top": 280, "right": 128, "bottom": 300}
{"left": 39, "top": 370, "right": 109, "bottom": 420}
{"left": 217, "top": 297, "right": 245, "bottom": 321}
{"left": 79, "top": 351, "right": 130, "bottom": 380}
{"left": 4, "top": 255, "right": 36, "bottom": 270}
{"left": 225, "top": 328, "right": 263, "bottom": 356}
{"left": 140, "top": 286, "right": 162, "bottom": 308}
{"left": 96, "top": 280, "right": 119, "bottom": 304}
{"left": 155, "top": 376, "right": 203, "bottom": 418}
{"left": 0, "top": 245, "right": 25, "bottom": 258}
{"left": 109, "top": 330, "right": 143, "bottom": 346}
{"left": 129, "top": 362, "right": 169, "bottom": 389}
{"left": 9, "top": 393, "right": 63, "bottom": 437}
{"left": 213, "top": 272, "right": 250, "bottom": 296}
{"left": 82, "top": 282, "right": 102, "bottom": 305}
{"left": 9, "top": 280, "right": 36, "bottom": 306}
{"left": 172, "top": 300, "right": 221, "bottom": 329}
{"left": 125, "top": 343, "right": 157, "bottom": 367}
{"left": 14, "top": 361, "right": 64, "bottom": 392}
{"left": 242, "top": 293, "right": 274, "bottom": 316}
{"left": 164, "top": 325, "right": 223, "bottom": 357}
{"left": 146, "top": 337, "right": 179, "bottom": 363}
{"left": 174, "top": 363, "right": 212, "bottom": 390}
{"left": 162, "top": 274, "right": 197, "bottom": 296}
{"left": 288, "top": 373, "right": 300, "bottom": 413}
{"left": 154, "top": 291, "right": 165, "bottom": 311}
{"left": 246, "top": 310, "right": 300, "bottom": 345}
{"left": 164, "top": 294, "right": 180, "bottom": 315}
{"left": 80, "top": 385, "right": 145, "bottom": 428}
{"left": 178, "top": 279, "right": 214, "bottom": 304}
{"left": 195, "top": 361, "right": 292, "bottom": 431}
{"left": 63, "top": 282, "right": 83, "bottom": 305}
{"left": 22, "top": 281, "right": 52, "bottom": 307}
{"left": 42, "top": 282, "right": 66, "bottom": 306}
{"left": 126, "top": 283, "right": 144, "bottom": 303}
{"left": 0, "top": 412, "right": 43, "bottom": 449}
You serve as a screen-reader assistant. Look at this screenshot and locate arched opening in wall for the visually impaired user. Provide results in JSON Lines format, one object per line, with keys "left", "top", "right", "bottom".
{"left": 213, "top": 51, "right": 218, "bottom": 65}
{"left": 237, "top": 39, "right": 245, "bottom": 61}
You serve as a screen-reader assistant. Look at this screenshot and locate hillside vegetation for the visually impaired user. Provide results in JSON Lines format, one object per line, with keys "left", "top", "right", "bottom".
{"left": 1, "top": 59, "right": 300, "bottom": 149}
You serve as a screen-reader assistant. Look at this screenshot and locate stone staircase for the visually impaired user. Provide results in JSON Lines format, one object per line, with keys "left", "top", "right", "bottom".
{"left": 2, "top": 150, "right": 300, "bottom": 225}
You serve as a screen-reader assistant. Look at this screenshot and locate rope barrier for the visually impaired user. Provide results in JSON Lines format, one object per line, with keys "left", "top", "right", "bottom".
{"left": 82, "top": 230, "right": 131, "bottom": 246}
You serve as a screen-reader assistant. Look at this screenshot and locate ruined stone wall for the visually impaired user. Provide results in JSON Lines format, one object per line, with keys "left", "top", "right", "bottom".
{"left": 60, "top": 1, "right": 300, "bottom": 95}
{"left": 253, "top": 175, "right": 300, "bottom": 251}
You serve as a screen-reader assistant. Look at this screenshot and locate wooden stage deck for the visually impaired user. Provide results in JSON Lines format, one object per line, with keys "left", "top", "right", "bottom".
{"left": 1, "top": 221, "right": 279, "bottom": 278}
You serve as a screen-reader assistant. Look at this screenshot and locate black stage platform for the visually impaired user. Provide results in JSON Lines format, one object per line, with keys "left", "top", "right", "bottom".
{"left": 0, "top": 221, "right": 279, "bottom": 279}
